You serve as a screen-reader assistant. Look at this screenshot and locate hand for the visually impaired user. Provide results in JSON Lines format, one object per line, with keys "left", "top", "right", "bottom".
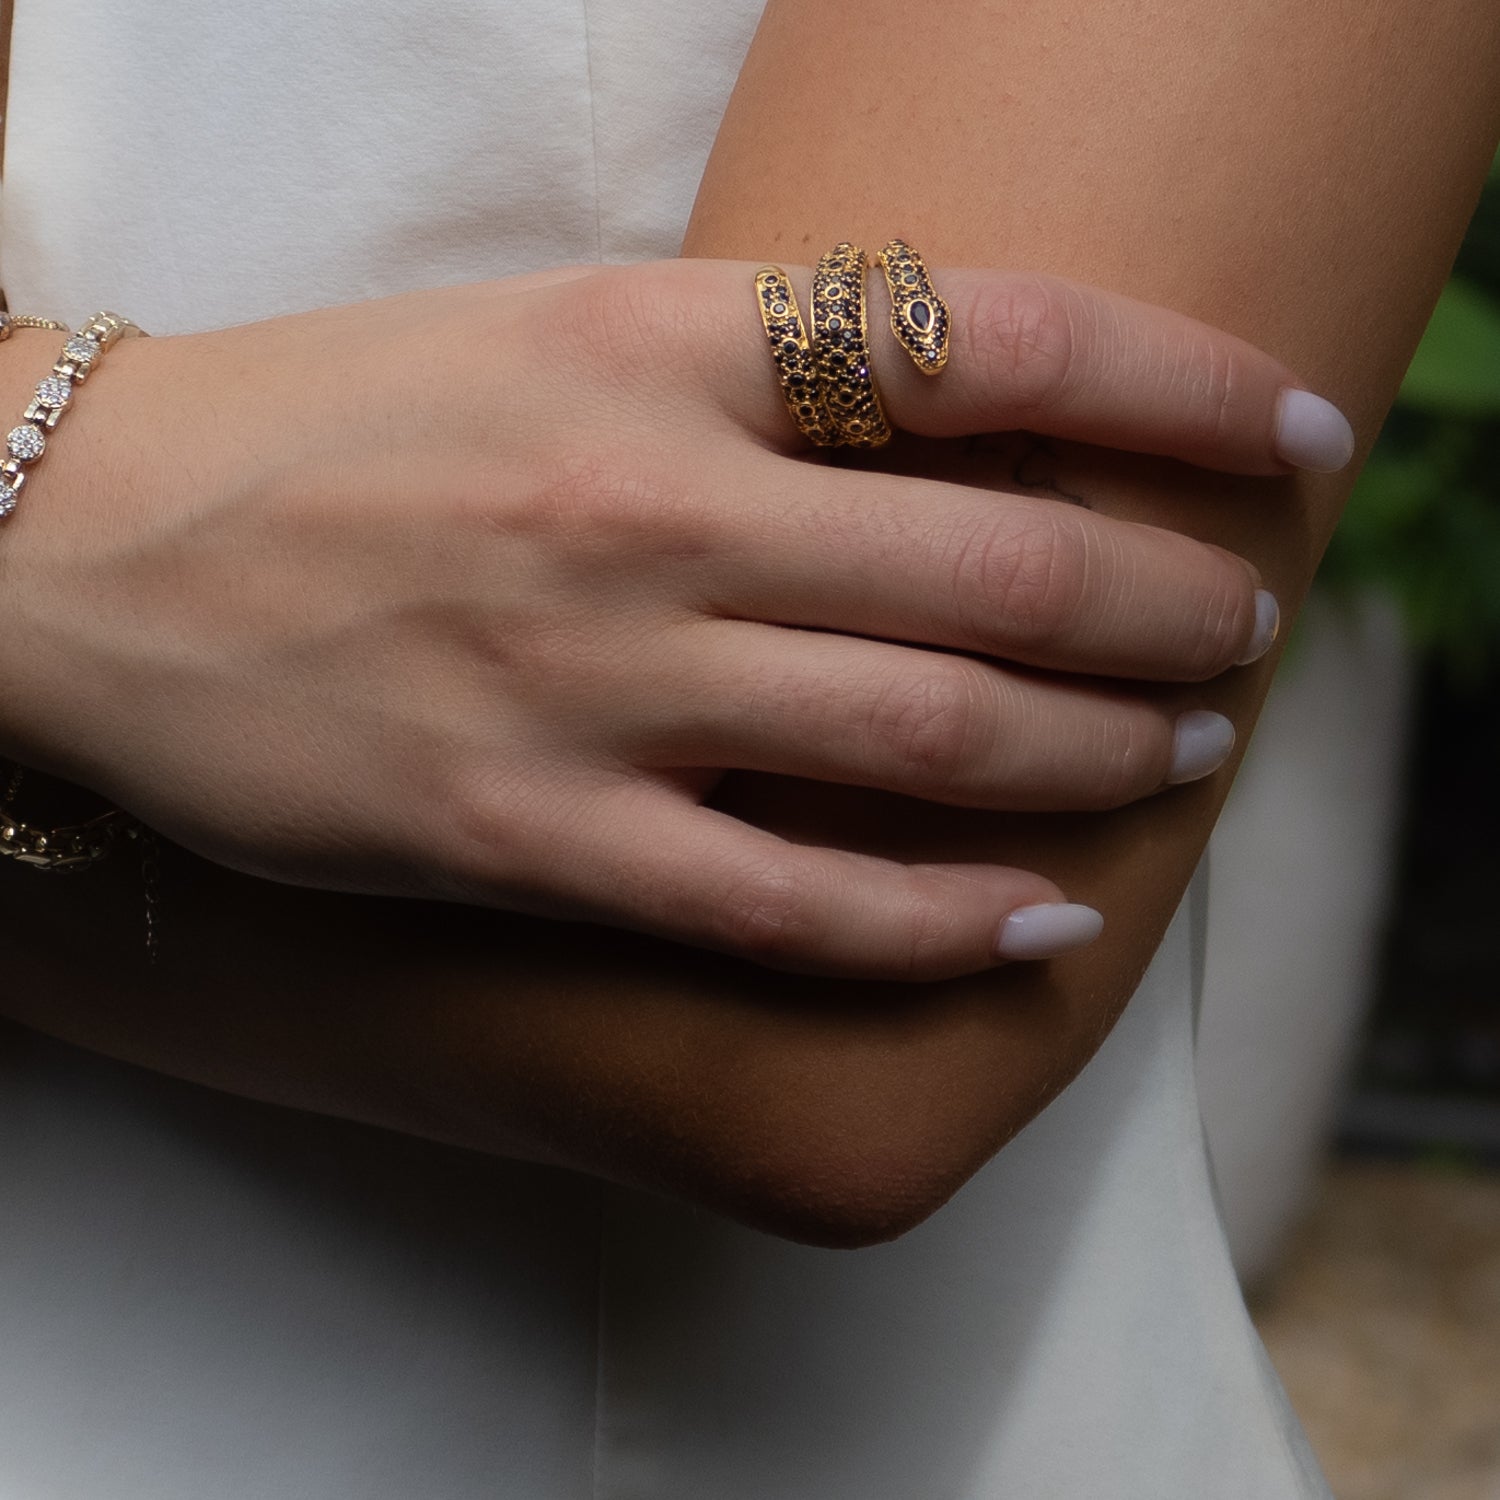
{"left": 0, "top": 260, "right": 1342, "bottom": 978}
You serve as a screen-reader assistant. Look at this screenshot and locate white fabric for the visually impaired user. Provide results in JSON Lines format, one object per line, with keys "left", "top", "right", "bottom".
{"left": 0, "top": 3, "right": 1331, "bottom": 1495}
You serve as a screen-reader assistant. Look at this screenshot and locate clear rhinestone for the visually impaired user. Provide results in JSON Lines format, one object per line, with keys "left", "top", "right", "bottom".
{"left": 63, "top": 335, "right": 99, "bottom": 368}
{"left": 34, "top": 375, "right": 72, "bottom": 410}
{"left": 0, "top": 311, "right": 11, "bottom": 340}
{"left": 0, "top": 483, "right": 16, "bottom": 517}
{"left": 7, "top": 425, "right": 45, "bottom": 462}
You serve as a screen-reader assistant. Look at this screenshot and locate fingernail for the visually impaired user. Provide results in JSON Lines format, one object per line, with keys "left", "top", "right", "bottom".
{"left": 1274, "top": 389, "right": 1355, "bottom": 473}
{"left": 1235, "top": 589, "right": 1281, "bottom": 665}
{"left": 995, "top": 903, "right": 1104, "bottom": 961}
{"left": 1167, "top": 709, "right": 1236, "bottom": 785}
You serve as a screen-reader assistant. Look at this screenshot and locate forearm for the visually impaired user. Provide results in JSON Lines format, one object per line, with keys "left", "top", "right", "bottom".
{"left": 670, "top": 0, "right": 1500, "bottom": 1205}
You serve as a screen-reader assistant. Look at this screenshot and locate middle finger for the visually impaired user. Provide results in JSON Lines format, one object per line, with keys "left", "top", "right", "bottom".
{"left": 698, "top": 456, "right": 1276, "bottom": 681}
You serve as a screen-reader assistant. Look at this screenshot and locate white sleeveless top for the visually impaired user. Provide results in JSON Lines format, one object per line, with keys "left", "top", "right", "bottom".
{"left": 0, "top": 4, "right": 1330, "bottom": 1495}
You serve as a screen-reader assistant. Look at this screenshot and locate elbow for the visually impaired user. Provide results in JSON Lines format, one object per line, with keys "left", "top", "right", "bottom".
{"left": 663, "top": 1076, "right": 1019, "bottom": 1250}
{"left": 727, "top": 1142, "right": 977, "bottom": 1250}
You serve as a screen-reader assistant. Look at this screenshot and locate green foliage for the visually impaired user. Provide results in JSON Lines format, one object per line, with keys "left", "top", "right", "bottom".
{"left": 1320, "top": 164, "right": 1500, "bottom": 691}
{"left": 1397, "top": 279, "right": 1500, "bottom": 416}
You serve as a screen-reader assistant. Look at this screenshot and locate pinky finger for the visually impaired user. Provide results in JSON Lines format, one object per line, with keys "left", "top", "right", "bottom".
{"left": 549, "top": 786, "right": 1104, "bottom": 981}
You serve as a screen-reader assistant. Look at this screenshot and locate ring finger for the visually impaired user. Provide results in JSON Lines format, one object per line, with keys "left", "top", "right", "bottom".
{"left": 697, "top": 453, "right": 1275, "bottom": 682}
{"left": 628, "top": 620, "right": 1236, "bottom": 811}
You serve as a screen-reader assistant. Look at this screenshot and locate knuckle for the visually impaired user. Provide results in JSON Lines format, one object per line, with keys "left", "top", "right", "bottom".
{"left": 434, "top": 758, "right": 539, "bottom": 894}
{"left": 1189, "top": 332, "right": 1239, "bottom": 450}
{"left": 524, "top": 451, "right": 714, "bottom": 566}
{"left": 705, "top": 857, "right": 815, "bottom": 962}
{"left": 863, "top": 664, "right": 990, "bottom": 791}
{"left": 1182, "top": 558, "right": 1259, "bottom": 680}
{"left": 1084, "top": 711, "right": 1174, "bottom": 810}
{"left": 888, "top": 879, "right": 967, "bottom": 979}
{"left": 550, "top": 261, "right": 692, "bottom": 380}
{"left": 949, "top": 511, "right": 1087, "bottom": 650}
{"left": 976, "top": 274, "right": 1077, "bottom": 419}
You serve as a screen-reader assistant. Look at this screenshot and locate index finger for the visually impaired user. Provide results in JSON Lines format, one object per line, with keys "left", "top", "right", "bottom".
{"left": 724, "top": 261, "right": 1355, "bottom": 476}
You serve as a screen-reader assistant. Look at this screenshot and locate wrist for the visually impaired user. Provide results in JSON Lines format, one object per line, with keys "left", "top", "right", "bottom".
{"left": 0, "top": 327, "right": 65, "bottom": 762}
{"left": 0, "top": 320, "right": 148, "bottom": 774}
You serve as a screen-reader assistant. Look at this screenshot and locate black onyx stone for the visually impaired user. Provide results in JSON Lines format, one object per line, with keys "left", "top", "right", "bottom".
{"left": 909, "top": 299, "right": 932, "bottom": 331}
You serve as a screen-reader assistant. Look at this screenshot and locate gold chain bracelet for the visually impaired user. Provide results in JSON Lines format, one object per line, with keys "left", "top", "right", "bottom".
{"left": 0, "top": 761, "right": 139, "bottom": 870}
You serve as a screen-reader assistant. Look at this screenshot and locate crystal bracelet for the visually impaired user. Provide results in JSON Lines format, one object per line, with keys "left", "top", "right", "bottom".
{"left": 0, "top": 311, "right": 156, "bottom": 955}
{"left": 0, "top": 309, "right": 146, "bottom": 519}
{"left": 0, "top": 308, "right": 147, "bottom": 875}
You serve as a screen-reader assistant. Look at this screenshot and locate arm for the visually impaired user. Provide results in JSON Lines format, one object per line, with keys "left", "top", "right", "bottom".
{"left": 669, "top": 0, "right": 1500, "bottom": 1226}
{"left": 1, "top": 0, "right": 1495, "bottom": 1249}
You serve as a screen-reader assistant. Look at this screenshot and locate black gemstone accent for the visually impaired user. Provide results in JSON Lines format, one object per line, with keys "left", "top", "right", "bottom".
{"left": 909, "top": 299, "right": 932, "bottom": 331}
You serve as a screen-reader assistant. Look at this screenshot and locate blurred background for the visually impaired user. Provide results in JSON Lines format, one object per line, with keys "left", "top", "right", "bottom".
{"left": 1195, "top": 152, "right": 1500, "bottom": 1499}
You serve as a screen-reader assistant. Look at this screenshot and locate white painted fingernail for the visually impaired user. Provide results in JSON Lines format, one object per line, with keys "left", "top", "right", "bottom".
{"left": 1274, "top": 389, "right": 1355, "bottom": 473}
{"left": 1236, "top": 589, "right": 1281, "bottom": 665}
{"left": 1167, "top": 709, "right": 1236, "bottom": 785}
{"left": 995, "top": 903, "right": 1104, "bottom": 961}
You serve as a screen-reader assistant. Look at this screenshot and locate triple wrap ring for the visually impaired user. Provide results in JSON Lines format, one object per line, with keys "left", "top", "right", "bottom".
{"left": 754, "top": 238, "right": 949, "bottom": 449}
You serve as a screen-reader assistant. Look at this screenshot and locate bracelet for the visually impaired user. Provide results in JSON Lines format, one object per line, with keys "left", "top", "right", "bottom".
{"left": 0, "top": 757, "right": 160, "bottom": 961}
{"left": 0, "top": 310, "right": 146, "bottom": 519}
{"left": 0, "top": 761, "right": 141, "bottom": 871}
{"left": 0, "top": 309, "right": 160, "bottom": 957}
{"left": 0, "top": 313, "right": 69, "bottom": 334}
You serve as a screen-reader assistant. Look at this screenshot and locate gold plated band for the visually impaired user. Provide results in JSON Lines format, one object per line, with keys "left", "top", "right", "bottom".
{"left": 0, "top": 314, "right": 70, "bottom": 336}
{"left": 754, "top": 266, "right": 839, "bottom": 446}
{"left": 810, "top": 241, "right": 892, "bottom": 448}
{"left": 756, "top": 238, "right": 947, "bottom": 448}
{"left": 876, "top": 239, "right": 950, "bottom": 374}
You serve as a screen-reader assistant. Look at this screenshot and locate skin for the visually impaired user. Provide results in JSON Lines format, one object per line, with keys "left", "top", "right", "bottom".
{"left": 0, "top": 270, "right": 1283, "bottom": 965}
{"left": 0, "top": 0, "right": 1496, "bottom": 1247}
